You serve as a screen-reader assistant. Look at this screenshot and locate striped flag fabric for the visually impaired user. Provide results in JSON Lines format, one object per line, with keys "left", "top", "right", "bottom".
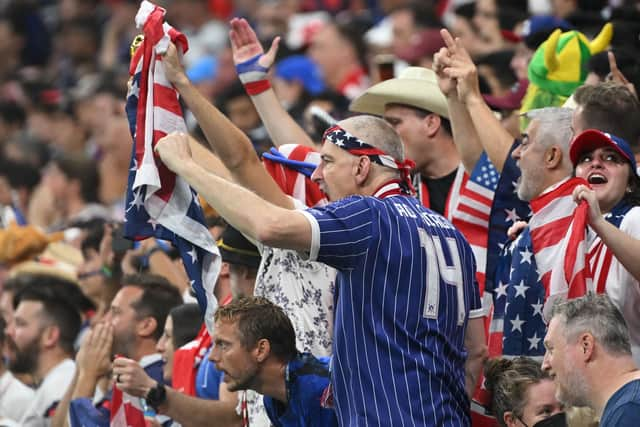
{"left": 123, "top": 0, "right": 220, "bottom": 332}
{"left": 528, "top": 177, "right": 591, "bottom": 302}
{"left": 117, "top": 2, "right": 220, "bottom": 426}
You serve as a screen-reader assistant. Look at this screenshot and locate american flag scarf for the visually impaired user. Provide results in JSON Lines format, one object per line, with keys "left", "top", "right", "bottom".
{"left": 528, "top": 177, "right": 592, "bottom": 302}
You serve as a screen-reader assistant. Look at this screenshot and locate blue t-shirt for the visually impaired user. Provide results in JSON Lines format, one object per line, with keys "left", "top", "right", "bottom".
{"left": 600, "top": 379, "right": 640, "bottom": 427}
{"left": 263, "top": 353, "right": 337, "bottom": 427}
{"left": 195, "top": 346, "right": 223, "bottom": 400}
{"left": 302, "top": 187, "right": 481, "bottom": 427}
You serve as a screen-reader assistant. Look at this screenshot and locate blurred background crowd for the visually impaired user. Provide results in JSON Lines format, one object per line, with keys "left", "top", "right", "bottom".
{"left": 0, "top": 0, "right": 639, "bottom": 426}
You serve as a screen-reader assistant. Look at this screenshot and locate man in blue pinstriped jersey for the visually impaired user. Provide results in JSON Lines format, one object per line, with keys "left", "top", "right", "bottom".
{"left": 155, "top": 115, "right": 484, "bottom": 426}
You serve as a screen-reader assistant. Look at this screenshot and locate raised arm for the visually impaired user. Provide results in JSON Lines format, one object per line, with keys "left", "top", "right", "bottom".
{"left": 436, "top": 29, "right": 514, "bottom": 172}
{"left": 574, "top": 185, "right": 640, "bottom": 282}
{"left": 433, "top": 30, "right": 483, "bottom": 174}
{"left": 162, "top": 43, "right": 292, "bottom": 209}
{"left": 230, "top": 18, "right": 315, "bottom": 148}
{"left": 155, "top": 132, "right": 312, "bottom": 252}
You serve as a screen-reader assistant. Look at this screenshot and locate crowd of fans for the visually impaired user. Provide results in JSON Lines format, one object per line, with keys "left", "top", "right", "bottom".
{"left": 0, "top": 0, "right": 640, "bottom": 426}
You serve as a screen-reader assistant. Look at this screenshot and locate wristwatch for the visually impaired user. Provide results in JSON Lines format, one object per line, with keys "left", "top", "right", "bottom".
{"left": 145, "top": 382, "right": 167, "bottom": 411}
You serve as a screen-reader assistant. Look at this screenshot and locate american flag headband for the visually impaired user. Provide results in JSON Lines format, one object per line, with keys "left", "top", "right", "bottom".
{"left": 322, "top": 125, "right": 416, "bottom": 194}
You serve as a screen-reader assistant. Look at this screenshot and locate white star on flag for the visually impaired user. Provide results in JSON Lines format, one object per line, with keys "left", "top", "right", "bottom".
{"left": 505, "top": 208, "right": 520, "bottom": 223}
{"left": 510, "top": 314, "right": 525, "bottom": 333}
{"left": 495, "top": 281, "right": 508, "bottom": 299}
{"left": 147, "top": 217, "right": 159, "bottom": 230}
{"left": 129, "top": 78, "right": 140, "bottom": 98}
{"left": 335, "top": 138, "right": 344, "bottom": 147}
{"left": 528, "top": 332, "right": 541, "bottom": 350}
{"left": 187, "top": 246, "right": 198, "bottom": 263}
{"left": 519, "top": 247, "right": 533, "bottom": 264}
{"left": 127, "top": 189, "right": 144, "bottom": 212}
{"left": 531, "top": 300, "right": 544, "bottom": 317}
{"left": 514, "top": 280, "right": 529, "bottom": 298}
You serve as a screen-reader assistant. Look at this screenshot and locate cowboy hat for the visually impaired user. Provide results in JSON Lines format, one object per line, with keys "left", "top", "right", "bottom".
{"left": 349, "top": 67, "right": 449, "bottom": 118}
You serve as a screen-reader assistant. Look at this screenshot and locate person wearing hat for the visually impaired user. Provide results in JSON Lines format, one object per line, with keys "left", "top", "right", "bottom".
{"left": 217, "top": 225, "right": 261, "bottom": 298}
{"left": 571, "top": 129, "right": 640, "bottom": 366}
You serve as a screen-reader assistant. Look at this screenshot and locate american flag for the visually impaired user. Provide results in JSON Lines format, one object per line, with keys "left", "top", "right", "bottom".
{"left": 123, "top": 0, "right": 220, "bottom": 336}
{"left": 416, "top": 152, "right": 500, "bottom": 300}
{"left": 528, "top": 177, "right": 591, "bottom": 302}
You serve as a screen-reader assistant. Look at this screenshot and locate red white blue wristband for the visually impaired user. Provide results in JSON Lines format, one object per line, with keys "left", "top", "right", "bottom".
{"left": 236, "top": 53, "right": 271, "bottom": 95}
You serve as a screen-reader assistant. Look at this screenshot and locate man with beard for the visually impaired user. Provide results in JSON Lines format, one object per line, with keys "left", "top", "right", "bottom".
{"left": 64, "top": 274, "right": 182, "bottom": 426}
{"left": 0, "top": 316, "right": 34, "bottom": 426}
{"left": 0, "top": 274, "right": 35, "bottom": 385}
{"left": 8, "top": 281, "right": 81, "bottom": 426}
{"left": 542, "top": 293, "right": 640, "bottom": 426}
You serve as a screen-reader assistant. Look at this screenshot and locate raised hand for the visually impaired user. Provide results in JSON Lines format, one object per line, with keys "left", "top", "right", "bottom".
{"left": 607, "top": 51, "right": 637, "bottom": 99}
{"left": 573, "top": 184, "right": 603, "bottom": 227}
{"left": 229, "top": 17, "right": 279, "bottom": 69}
{"left": 155, "top": 132, "right": 193, "bottom": 174}
{"left": 76, "top": 322, "right": 114, "bottom": 380}
{"left": 162, "top": 42, "right": 188, "bottom": 87}
{"left": 433, "top": 46, "right": 457, "bottom": 98}
{"left": 438, "top": 29, "right": 482, "bottom": 105}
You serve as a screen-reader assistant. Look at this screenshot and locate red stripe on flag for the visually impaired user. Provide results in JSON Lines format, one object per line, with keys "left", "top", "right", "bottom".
{"left": 153, "top": 84, "right": 183, "bottom": 117}
{"left": 529, "top": 215, "right": 573, "bottom": 248}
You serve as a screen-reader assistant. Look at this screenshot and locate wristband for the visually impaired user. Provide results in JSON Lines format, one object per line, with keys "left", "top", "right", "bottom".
{"left": 236, "top": 53, "right": 271, "bottom": 96}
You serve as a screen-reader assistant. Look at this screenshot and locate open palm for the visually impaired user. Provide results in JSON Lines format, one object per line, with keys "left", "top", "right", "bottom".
{"left": 229, "top": 17, "right": 279, "bottom": 68}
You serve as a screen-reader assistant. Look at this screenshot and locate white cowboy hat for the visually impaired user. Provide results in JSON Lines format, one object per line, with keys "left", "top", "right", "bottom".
{"left": 349, "top": 67, "right": 450, "bottom": 119}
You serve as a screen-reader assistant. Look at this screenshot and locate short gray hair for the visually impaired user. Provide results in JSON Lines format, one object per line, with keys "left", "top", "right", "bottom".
{"left": 551, "top": 293, "right": 631, "bottom": 356}
{"left": 523, "top": 107, "right": 574, "bottom": 153}
{"left": 339, "top": 115, "right": 405, "bottom": 162}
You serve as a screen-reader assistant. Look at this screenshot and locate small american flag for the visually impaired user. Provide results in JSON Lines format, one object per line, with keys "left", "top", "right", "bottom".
{"left": 123, "top": 0, "right": 220, "bottom": 337}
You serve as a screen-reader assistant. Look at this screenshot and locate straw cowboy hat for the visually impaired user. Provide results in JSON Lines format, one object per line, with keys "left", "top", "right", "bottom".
{"left": 349, "top": 67, "right": 450, "bottom": 119}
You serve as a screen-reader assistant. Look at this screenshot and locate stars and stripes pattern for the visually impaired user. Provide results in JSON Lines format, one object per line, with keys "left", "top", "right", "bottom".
{"left": 124, "top": 1, "right": 220, "bottom": 333}
{"left": 323, "top": 125, "right": 416, "bottom": 193}
{"left": 588, "top": 203, "right": 632, "bottom": 294}
{"left": 491, "top": 228, "right": 547, "bottom": 358}
{"left": 528, "top": 177, "right": 591, "bottom": 302}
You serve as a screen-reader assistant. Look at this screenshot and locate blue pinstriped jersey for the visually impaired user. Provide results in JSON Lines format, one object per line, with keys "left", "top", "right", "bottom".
{"left": 302, "top": 189, "right": 481, "bottom": 427}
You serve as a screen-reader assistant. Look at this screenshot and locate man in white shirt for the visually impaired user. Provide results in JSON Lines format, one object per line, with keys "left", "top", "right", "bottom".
{"left": 0, "top": 316, "right": 34, "bottom": 425}
{"left": 6, "top": 276, "right": 82, "bottom": 427}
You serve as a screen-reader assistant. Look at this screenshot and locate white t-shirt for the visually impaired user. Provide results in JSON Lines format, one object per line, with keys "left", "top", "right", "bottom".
{"left": 0, "top": 370, "right": 35, "bottom": 424}
{"left": 19, "top": 359, "right": 75, "bottom": 427}
{"left": 589, "top": 207, "right": 640, "bottom": 366}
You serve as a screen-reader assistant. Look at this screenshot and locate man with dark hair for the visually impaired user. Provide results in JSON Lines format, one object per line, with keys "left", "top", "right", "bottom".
{"left": 8, "top": 280, "right": 82, "bottom": 426}
{"left": 64, "top": 273, "right": 182, "bottom": 426}
{"left": 108, "top": 273, "right": 183, "bottom": 356}
{"left": 113, "top": 296, "right": 337, "bottom": 427}
{"left": 542, "top": 293, "right": 640, "bottom": 426}
{"left": 0, "top": 316, "right": 34, "bottom": 426}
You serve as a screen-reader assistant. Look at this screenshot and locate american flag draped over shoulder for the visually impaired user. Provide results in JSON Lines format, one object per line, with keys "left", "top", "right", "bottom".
{"left": 528, "top": 177, "right": 591, "bottom": 302}
{"left": 123, "top": 0, "right": 220, "bottom": 333}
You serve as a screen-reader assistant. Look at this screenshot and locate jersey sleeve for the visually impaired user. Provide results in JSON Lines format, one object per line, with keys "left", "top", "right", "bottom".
{"left": 300, "top": 195, "right": 374, "bottom": 271}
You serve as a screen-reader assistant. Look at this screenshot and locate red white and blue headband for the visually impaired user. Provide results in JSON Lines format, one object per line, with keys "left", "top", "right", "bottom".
{"left": 323, "top": 125, "right": 416, "bottom": 194}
